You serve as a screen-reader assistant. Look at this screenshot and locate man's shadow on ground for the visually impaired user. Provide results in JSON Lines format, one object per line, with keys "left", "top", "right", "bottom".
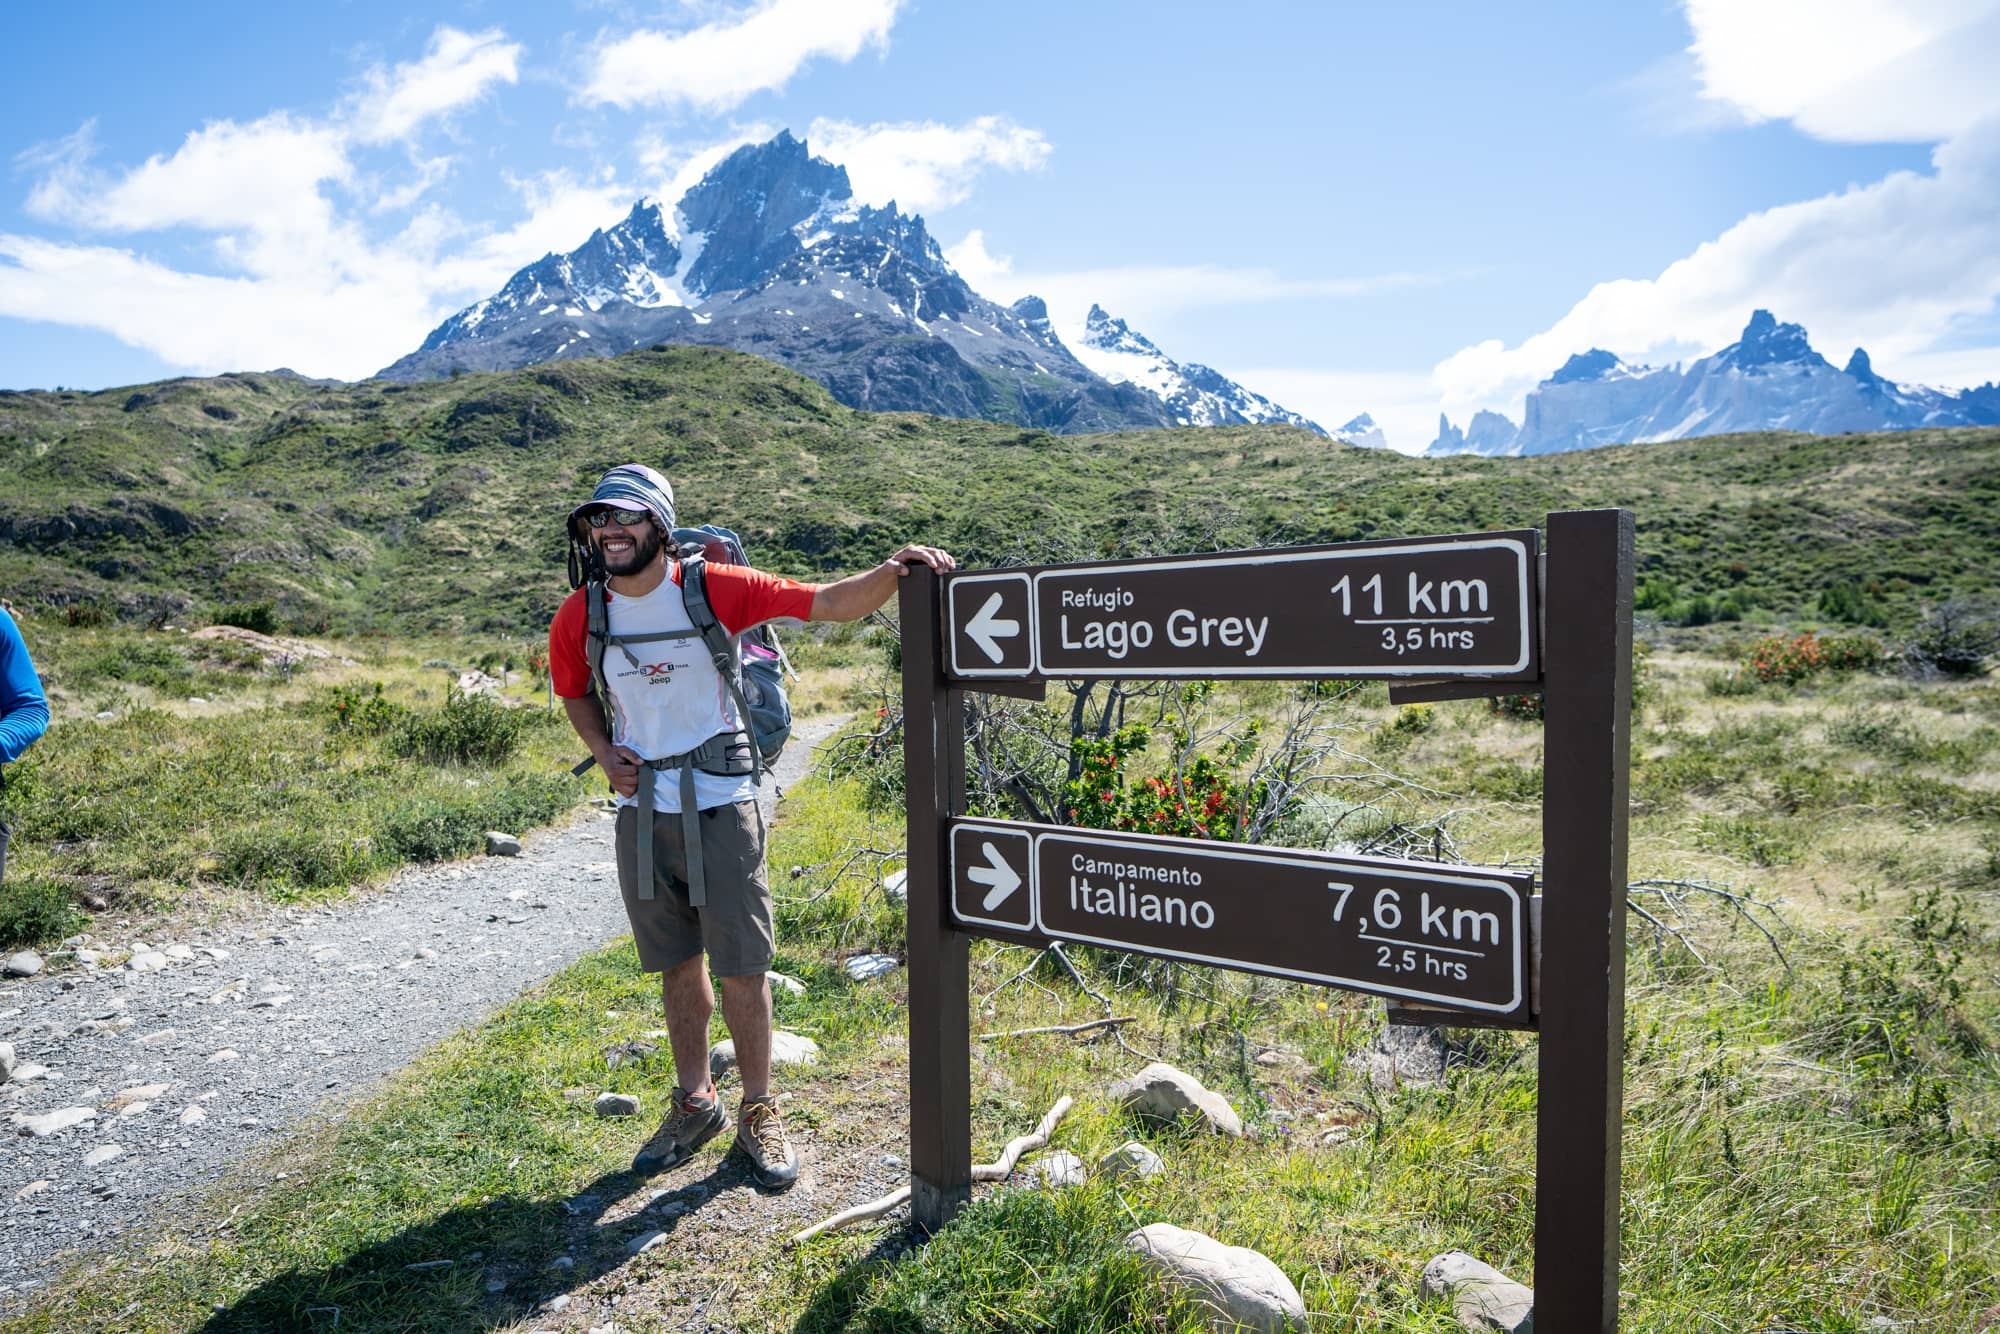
{"left": 194, "top": 1150, "right": 785, "bottom": 1333}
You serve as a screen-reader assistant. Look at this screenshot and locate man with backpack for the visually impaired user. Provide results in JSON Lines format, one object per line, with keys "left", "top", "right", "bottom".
{"left": 549, "top": 463, "right": 952, "bottom": 1189}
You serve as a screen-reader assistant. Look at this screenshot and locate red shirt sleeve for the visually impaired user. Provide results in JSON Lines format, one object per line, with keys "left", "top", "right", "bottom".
{"left": 548, "top": 587, "right": 593, "bottom": 699}
{"left": 697, "top": 563, "right": 820, "bottom": 636}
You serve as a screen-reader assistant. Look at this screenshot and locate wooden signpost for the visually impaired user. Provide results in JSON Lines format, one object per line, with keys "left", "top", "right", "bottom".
{"left": 902, "top": 510, "right": 1634, "bottom": 1332}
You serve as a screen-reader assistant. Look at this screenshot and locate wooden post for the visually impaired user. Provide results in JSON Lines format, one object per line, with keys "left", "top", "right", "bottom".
{"left": 1534, "top": 509, "right": 1634, "bottom": 1330}
{"left": 901, "top": 565, "right": 971, "bottom": 1231}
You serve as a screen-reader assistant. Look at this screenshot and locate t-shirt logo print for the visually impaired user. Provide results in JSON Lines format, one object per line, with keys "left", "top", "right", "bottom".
{"left": 617, "top": 656, "right": 694, "bottom": 686}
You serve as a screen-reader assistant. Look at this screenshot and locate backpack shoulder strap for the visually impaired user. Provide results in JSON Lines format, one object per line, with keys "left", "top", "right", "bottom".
{"left": 678, "top": 555, "right": 767, "bottom": 784}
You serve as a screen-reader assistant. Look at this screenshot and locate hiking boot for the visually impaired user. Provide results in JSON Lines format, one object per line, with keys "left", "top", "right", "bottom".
{"left": 734, "top": 1096, "right": 799, "bottom": 1189}
{"left": 631, "top": 1087, "right": 730, "bottom": 1174}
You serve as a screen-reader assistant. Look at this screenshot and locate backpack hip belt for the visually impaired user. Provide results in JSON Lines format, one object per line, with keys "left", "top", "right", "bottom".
{"left": 633, "top": 732, "right": 757, "bottom": 907}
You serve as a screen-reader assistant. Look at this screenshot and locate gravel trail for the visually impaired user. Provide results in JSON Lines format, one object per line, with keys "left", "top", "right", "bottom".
{"left": 0, "top": 715, "right": 847, "bottom": 1310}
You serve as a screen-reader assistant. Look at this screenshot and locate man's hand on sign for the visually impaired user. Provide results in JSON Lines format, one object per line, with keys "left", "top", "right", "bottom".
{"left": 596, "top": 743, "right": 644, "bottom": 798}
{"left": 888, "top": 544, "right": 955, "bottom": 576}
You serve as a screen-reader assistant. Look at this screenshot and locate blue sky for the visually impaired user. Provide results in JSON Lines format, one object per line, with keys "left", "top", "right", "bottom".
{"left": 3, "top": 0, "right": 1997, "bottom": 451}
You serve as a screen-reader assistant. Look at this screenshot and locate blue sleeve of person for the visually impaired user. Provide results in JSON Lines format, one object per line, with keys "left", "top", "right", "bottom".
{"left": 0, "top": 613, "right": 49, "bottom": 765}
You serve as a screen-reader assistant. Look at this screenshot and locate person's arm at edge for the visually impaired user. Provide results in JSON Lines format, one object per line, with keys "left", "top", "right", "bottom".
{"left": 808, "top": 544, "right": 956, "bottom": 624}
{"left": 0, "top": 614, "right": 49, "bottom": 764}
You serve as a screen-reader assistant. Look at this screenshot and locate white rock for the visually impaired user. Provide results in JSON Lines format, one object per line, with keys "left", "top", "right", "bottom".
{"left": 208, "top": 1049, "right": 240, "bottom": 1063}
{"left": 1419, "top": 1251, "right": 1534, "bottom": 1333}
{"left": 1125, "top": 1224, "right": 1305, "bottom": 1333}
{"left": 180, "top": 1105, "right": 208, "bottom": 1126}
{"left": 1098, "top": 1141, "right": 1165, "bottom": 1182}
{"left": 14, "top": 1106, "right": 97, "bottom": 1138}
{"left": 125, "top": 951, "right": 169, "bottom": 973}
{"left": 766, "top": 970, "right": 807, "bottom": 996}
{"left": 1109, "top": 1063, "right": 1243, "bottom": 1137}
{"left": 593, "top": 1093, "right": 641, "bottom": 1117}
{"left": 710, "top": 1031, "right": 821, "bottom": 1080}
{"left": 0, "top": 1042, "right": 14, "bottom": 1080}
{"left": 844, "top": 953, "right": 899, "bottom": 981}
{"left": 10, "top": 1063, "right": 51, "bottom": 1083}
{"left": 198, "top": 946, "right": 233, "bottom": 961}
{"left": 106, "top": 1083, "right": 169, "bottom": 1111}
{"left": 881, "top": 868, "right": 908, "bottom": 902}
{"left": 117, "top": 1101, "right": 153, "bottom": 1119}
{"left": 4, "top": 951, "right": 43, "bottom": 978}
{"left": 629, "top": 1230, "right": 670, "bottom": 1255}
{"left": 83, "top": 1144, "right": 124, "bottom": 1168}
{"left": 13, "top": 1180, "right": 49, "bottom": 1201}
{"left": 162, "top": 944, "right": 196, "bottom": 962}
{"left": 1028, "top": 1149, "right": 1087, "bottom": 1188}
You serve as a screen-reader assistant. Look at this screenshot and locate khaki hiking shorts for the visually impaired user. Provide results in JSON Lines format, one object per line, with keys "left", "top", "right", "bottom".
{"left": 614, "top": 800, "right": 775, "bottom": 977}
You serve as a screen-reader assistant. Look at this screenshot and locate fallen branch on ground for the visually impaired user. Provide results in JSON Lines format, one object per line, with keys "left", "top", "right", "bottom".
{"left": 789, "top": 1096, "right": 1073, "bottom": 1245}
{"left": 978, "top": 1016, "right": 1135, "bottom": 1042}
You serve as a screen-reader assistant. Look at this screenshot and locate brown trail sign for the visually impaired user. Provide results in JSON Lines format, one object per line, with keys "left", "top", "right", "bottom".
{"left": 903, "top": 511, "right": 1634, "bottom": 1332}
{"left": 949, "top": 818, "right": 1532, "bottom": 1019}
{"left": 948, "top": 530, "right": 1539, "bottom": 681}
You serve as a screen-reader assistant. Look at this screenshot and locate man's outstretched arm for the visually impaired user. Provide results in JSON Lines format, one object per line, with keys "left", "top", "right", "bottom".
{"left": 808, "top": 544, "right": 956, "bottom": 623}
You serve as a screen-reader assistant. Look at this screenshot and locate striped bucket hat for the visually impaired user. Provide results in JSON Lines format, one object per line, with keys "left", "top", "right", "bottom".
{"left": 567, "top": 463, "right": 677, "bottom": 539}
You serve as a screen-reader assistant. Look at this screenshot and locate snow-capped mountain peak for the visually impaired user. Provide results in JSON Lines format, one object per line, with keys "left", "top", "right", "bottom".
{"left": 1334, "top": 413, "right": 1389, "bottom": 449}
{"left": 1073, "top": 305, "right": 1324, "bottom": 434}
{"left": 382, "top": 130, "right": 1319, "bottom": 436}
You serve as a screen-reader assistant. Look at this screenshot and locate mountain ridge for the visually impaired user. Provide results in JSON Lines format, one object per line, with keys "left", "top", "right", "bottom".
{"left": 1429, "top": 310, "right": 2000, "bottom": 456}
{"left": 381, "top": 131, "right": 1315, "bottom": 436}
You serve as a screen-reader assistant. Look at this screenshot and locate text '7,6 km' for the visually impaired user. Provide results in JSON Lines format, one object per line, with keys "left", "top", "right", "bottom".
{"left": 944, "top": 530, "right": 1538, "bottom": 680}
{"left": 948, "top": 820, "right": 1533, "bottom": 1017}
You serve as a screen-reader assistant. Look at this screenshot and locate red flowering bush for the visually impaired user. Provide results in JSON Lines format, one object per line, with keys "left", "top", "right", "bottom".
{"left": 1747, "top": 632, "right": 1885, "bottom": 684}
{"left": 1061, "top": 722, "right": 1267, "bottom": 840}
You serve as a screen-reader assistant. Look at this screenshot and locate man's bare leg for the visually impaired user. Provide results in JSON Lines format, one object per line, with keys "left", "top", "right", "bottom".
{"left": 718, "top": 972, "right": 773, "bottom": 1101}
{"left": 661, "top": 954, "right": 716, "bottom": 1096}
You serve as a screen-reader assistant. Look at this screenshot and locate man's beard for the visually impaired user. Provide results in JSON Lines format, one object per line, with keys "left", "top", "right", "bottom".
{"left": 598, "top": 525, "right": 662, "bottom": 577}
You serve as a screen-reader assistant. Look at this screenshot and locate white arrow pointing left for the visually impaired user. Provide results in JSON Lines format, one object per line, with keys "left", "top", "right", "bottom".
{"left": 968, "top": 840, "right": 1024, "bottom": 911}
{"left": 965, "top": 591, "right": 1021, "bottom": 664}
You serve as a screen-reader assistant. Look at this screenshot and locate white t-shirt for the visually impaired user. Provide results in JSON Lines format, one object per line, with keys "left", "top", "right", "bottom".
{"left": 550, "top": 561, "right": 819, "bottom": 814}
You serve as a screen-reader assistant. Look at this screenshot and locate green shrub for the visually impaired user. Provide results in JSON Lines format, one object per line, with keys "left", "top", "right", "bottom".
{"left": 1705, "top": 670, "right": 1761, "bottom": 697}
{"left": 216, "top": 826, "right": 372, "bottom": 893}
{"left": 1819, "top": 580, "right": 1888, "bottom": 627}
{"left": 215, "top": 601, "right": 278, "bottom": 635}
{"left": 389, "top": 687, "right": 530, "bottom": 764}
{"left": 325, "top": 682, "right": 407, "bottom": 735}
{"left": 0, "top": 875, "right": 84, "bottom": 951}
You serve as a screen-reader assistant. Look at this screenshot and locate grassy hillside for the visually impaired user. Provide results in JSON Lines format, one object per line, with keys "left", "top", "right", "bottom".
{"left": 2, "top": 346, "right": 1996, "bottom": 635}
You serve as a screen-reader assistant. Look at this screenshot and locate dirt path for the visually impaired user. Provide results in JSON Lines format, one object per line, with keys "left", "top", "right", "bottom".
{"left": 0, "top": 715, "right": 851, "bottom": 1314}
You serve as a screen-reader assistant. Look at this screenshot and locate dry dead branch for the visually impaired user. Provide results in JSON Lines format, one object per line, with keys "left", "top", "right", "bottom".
{"left": 789, "top": 1096, "right": 1074, "bottom": 1245}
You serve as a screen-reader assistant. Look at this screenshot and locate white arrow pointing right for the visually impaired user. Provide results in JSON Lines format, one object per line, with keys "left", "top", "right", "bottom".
{"left": 965, "top": 591, "right": 1021, "bottom": 664}
{"left": 967, "top": 840, "right": 1024, "bottom": 911}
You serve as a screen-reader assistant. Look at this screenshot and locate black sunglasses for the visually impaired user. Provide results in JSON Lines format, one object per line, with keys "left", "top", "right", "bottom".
{"left": 584, "top": 507, "right": 651, "bottom": 528}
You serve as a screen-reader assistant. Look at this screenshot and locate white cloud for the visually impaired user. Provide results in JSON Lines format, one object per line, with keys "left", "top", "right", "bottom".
{"left": 0, "top": 233, "right": 441, "bottom": 377}
{"left": 946, "top": 227, "right": 1447, "bottom": 356}
{"left": 1431, "top": 1, "right": 2000, "bottom": 426}
{"left": 1685, "top": 0, "right": 2000, "bottom": 141}
{"left": 582, "top": 0, "right": 902, "bottom": 112}
{"left": 805, "top": 116, "right": 1050, "bottom": 213}
{"left": 348, "top": 27, "right": 523, "bottom": 145}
